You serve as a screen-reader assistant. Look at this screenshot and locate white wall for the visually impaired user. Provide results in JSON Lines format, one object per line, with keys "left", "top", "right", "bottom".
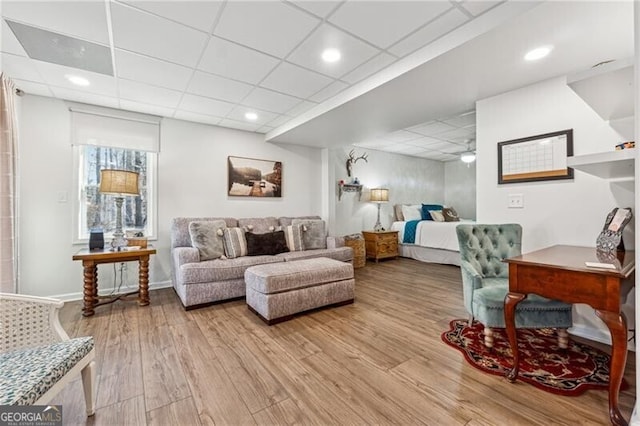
{"left": 18, "top": 95, "right": 323, "bottom": 299}
{"left": 329, "top": 147, "right": 445, "bottom": 236}
{"left": 476, "top": 76, "right": 634, "bottom": 346}
{"left": 444, "top": 160, "right": 476, "bottom": 220}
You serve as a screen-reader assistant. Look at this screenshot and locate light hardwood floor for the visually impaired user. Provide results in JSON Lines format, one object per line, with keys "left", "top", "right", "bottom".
{"left": 53, "top": 258, "right": 636, "bottom": 425}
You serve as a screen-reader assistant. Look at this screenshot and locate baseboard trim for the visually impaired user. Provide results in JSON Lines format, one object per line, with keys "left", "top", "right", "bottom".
{"left": 51, "top": 280, "right": 173, "bottom": 302}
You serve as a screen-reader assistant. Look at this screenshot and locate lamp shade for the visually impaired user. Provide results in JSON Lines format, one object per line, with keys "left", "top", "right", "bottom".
{"left": 370, "top": 188, "right": 389, "bottom": 203}
{"left": 99, "top": 169, "right": 139, "bottom": 196}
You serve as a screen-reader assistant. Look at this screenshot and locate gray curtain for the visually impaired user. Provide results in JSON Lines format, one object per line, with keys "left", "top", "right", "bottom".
{"left": 0, "top": 73, "right": 18, "bottom": 293}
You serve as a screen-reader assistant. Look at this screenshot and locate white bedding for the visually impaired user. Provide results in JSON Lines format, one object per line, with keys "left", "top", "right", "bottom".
{"left": 391, "top": 220, "right": 472, "bottom": 252}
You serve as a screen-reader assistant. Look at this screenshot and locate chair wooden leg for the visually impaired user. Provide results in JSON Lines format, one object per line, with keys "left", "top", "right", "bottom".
{"left": 557, "top": 328, "right": 569, "bottom": 349}
{"left": 468, "top": 315, "right": 474, "bottom": 327}
{"left": 483, "top": 326, "right": 494, "bottom": 348}
{"left": 81, "top": 361, "right": 96, "bottom": 416}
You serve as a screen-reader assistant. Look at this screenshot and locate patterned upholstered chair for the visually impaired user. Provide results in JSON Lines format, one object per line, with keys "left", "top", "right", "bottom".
{"left": 455, "top": 224, "right": 573, "bottom": 348}
{"left": 0, "top": 293, "right": 96, "bottom": 415}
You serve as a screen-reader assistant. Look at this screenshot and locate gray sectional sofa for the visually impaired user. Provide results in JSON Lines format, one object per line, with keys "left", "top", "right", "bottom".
{"left": 170, "top": 216, "right": 353, "bottom": 309}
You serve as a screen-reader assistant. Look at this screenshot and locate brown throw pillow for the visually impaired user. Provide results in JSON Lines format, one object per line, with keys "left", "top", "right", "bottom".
{"left": 245, "top": 231, "right": 289, "bottom": 256}
{"left": 443, "top": 207, "right": 460, "bottom": 222}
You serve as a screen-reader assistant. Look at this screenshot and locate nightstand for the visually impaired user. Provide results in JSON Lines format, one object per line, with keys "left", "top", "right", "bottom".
{"left": 362, "top": 230, "right": 399, "bottom": 262}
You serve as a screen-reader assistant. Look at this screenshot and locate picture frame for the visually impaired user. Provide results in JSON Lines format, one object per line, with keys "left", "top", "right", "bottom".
{"left": 497, "top": 129, "right": 574, "bottom": 184}
{"left": 227, "top": 156, "right": 282, "bottom": 197}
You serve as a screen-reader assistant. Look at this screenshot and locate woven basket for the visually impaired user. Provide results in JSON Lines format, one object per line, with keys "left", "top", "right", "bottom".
{"left": 344, "top": 237, "right": 365, "bottom": 269}
{"left": 127, "top": 237, "right": 148, "bottom": 248}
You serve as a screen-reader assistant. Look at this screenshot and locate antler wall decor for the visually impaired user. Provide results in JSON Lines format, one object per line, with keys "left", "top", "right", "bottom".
{"left": 346, "top": 149, "right": 368, "bottom": 177}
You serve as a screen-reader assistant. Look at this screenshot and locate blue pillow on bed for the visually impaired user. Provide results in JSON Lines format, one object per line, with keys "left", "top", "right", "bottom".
{"left": 421, "top": 204, "right": 443, "bottom": 220}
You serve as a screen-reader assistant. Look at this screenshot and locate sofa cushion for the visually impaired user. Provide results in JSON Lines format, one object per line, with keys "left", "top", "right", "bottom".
{"left": 238, "top": 217, "right": 279, "bottom": 234}
{"left": 277, "top": 247, "right": 353, "bottom": 263}
{"left": 246, "top": 231, "right": 289, "bottom": 256}
{"left": 283, "top": 224, "right": 305, "bottom": 252}
{"left": 278, "top": 216, "right": 321, "bottom": 227}
{"left": 171, "top": 217, "right": 238, "bottom": 248}
{"left": 181, "top": 256, "right": 284, "bottom": 283}
{"left": 292, "top": 219, "right": 327, "bottom": 250}
{"left": 222, "top": 227, "right": 248, "bottom": 259}
{"left": 189, "top": 220, "right": 227, "bottom": 260}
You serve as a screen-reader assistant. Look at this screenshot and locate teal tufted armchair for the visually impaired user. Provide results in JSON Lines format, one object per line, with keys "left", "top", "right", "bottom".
{"left": 456, "top": 224, "right": 573, "bottom": 348}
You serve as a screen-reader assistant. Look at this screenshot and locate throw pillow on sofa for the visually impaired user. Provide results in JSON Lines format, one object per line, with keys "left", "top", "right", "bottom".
{"left": 283, "top": 224, "right": 304, "bottom": 252}
{"left": 246, "top": 230, "right": 289, "bottom": 256}
{"left": 292, "top": 219, "right": 327, "bottom": 250}
{"left": 222, "top": 227, "right": 248, "bottom": 258}
{"left": 189, "top": 220, "right": 227, "bottom": 260}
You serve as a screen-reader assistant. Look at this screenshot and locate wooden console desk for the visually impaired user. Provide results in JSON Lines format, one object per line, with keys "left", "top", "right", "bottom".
{"left": 504, "top": 245, "right": 635, "bottom": 426}
{"left": 72, "top": 247, "right": 156, "bottom": 317}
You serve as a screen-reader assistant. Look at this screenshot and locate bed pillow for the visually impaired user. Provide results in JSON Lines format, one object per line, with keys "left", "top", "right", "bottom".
{"left": 222, "top": 227, "right": 248, "bottom": 259}
{"left": 188, "top": 220, "right": 227, "bottom": 260}
{"left": 401, "top": 204, "right": 422, "bottom": 221}
{"left": 292, "top": 219, "right": 327, "bottom": 250}
{"left": 421, "top": 204, "right": 443, "bottom": 220}
{"left": 245, "top": 230, "right": 289, "bottom": 256}
{"left": 283, "top": 224, "right": 305, "bottom": 252}
{"left": 429, "top": 210, "right": 445, "bottom": 222}
{"left": 443, "top": 207, "right": 460, "bottom": 222}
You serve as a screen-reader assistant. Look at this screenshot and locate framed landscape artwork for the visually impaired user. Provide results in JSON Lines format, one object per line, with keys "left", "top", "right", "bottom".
{"left": 498, "top": 129, "right": 574, "bottom": 184}
{"left": 227, "top": 156, "right": 282, "bottom": 197}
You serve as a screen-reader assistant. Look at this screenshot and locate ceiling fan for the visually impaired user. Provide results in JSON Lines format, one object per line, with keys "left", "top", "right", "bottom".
{"left": 458, "top": 139, "right": 476, "bottom": 164}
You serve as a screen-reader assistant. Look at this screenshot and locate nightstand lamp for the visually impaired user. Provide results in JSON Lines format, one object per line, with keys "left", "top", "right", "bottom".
{"left": 370, "top": 188, "right": 389, "bottom": 232}
{"left": 99, "top": 169, "right": 139, "bottom": 251}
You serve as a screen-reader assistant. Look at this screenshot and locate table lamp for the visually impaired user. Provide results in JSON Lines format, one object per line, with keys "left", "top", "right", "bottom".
{"left": 370, "top": 188, "right": 389, "bottom": 232}
{"left": 99, "top": 169, "right": 139, "bottom": 251}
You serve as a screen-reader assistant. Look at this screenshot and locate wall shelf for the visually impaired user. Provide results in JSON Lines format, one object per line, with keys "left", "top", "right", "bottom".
{"left": 567, "top": 149, "right": 635, "bottom": 180}
{"left": 338, "top": 183, "right": 362, "bottom": 201}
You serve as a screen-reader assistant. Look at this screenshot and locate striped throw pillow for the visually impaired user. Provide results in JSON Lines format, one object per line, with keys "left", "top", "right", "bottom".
{"left": 283, "top": 224, "right": 304, "bottom": 252}
{"left": 222, "top": 227, "right": 247, "bottom": 258}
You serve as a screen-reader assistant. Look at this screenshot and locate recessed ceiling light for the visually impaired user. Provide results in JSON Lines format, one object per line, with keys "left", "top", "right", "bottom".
{"left": 65, "top": 74, "right": 90, "bottom": 86}
{"left": 245, "top": 112, "right": 258, "bottom": 121}
{"left": 524, "top": 46, "right": 552, "bottom": 61}
{"left": 321, "top": 48, "right": 341, "bottom": 63}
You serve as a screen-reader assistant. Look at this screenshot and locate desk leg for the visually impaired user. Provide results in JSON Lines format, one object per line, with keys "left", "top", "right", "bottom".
{"left": 595, "top": 309, "right": 628, "bottom": 426}
{"left": 505, "top": 292, "right": 526, "bottom": 382}
{"left": 82, "top": 263, "right": 97, "bottom": 317}
{"left": 138, "top": 256, "right": 150, "bottom": 306}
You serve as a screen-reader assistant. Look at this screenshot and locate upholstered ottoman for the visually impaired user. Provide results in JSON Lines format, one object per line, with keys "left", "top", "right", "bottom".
{"left": 245, "top": 257, "right": 355, "bottom": 324}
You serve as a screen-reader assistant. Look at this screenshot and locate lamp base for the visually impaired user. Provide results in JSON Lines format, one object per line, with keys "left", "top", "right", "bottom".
{"left": 373, "top": 222, "right": 385, "bottom": 232}
{"left": 110, "top": 232, "right": 127, "bottom": 251}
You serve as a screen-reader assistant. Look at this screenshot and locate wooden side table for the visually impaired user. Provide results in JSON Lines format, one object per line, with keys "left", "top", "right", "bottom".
{"left": 72, "top": 247, "right": 157, "bottom": 316}
{"left": 362, "top": 231, "right": 399, "bottom": 262}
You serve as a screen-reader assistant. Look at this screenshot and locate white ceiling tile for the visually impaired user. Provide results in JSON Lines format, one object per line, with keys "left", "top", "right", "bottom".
{"left": 287, "top": 23, "right": 380, "bottom": 78}
{"left": 440, "top": 143, "right": 468, "bottom": 154}
{"left": 415, "top": 150, "right": 443, "bottom": 159}
{"left": 289, "top": 1, "right": 342, "bottom": 18}
{"left": 395, "top": 145, "right": 428, "bottom": 155}
{"left": 1, "top": 20, "right": 27, "bottom": 56}
{"left": 118, "top": 79, "right": 182, "bottom": 108}
{"left": 1, "top": 53, "right": 45, "bottom": 83}
{"left": 120, "top": 1, "right": 222, "bottom": 32}
{"left": 218, "top": 118, "right": 261, "bottom": 132}
{"left": 110, "top": 2, "right": 208, "bottom": 67}
{"left": 215, "top": 1, "right": 320, "bottom": 58}
{"left": 174, "top": 110, "right": 222, "bottom": 126}
{"left": 34, "top": 60, "right": 117, "bottom": 96}
{"left": 2, "top": 1, "right": 110, "bottom": 44}
{"left": 389, "top": 8, "right": 469, "bottom": 57}
{"left": 179, "top": 93, "right": 235, "bottom": 116}
{"left": 460, "top": 1, "right": 502, "bottom": 17}
{"left": 381, "top": 130, "right": 423, "bottom": 143}
{"left": 49, "top": 86, "right": 120, "bottom": 109}
{"left": 420, "top": 141, "right": 452, "bottom": 151}
{"left": 285, "top": 100, "right": 318, "bottom": 117}
{"left": 187, "top": 71, "right": 253, "bottom": 104}
{"left": 340, "top": 52, "right": 395, "bottom": 84}
{"left": 261, "top": 62, "right": 333, "bottom": 99}
{"left": 198, "top": 36, "right": 280, "bottom": 84}
{"left": 328, "top": 1, "right": 452, "bottom": 49}
{"left": 309, "top": 80, "right": 348, "bottom": 103}
{"left": 120, "top": 99, "right": 175, "bottom": 117}
{"left": 12, "top": 79, "right": 52, "bottom": 97}
{"left": 115, "top": 49, "right": 193, "bottom": 91}
{"left": 256, "top": 125, "right": 275, "bottom": 134}
{"left": 265, "top": 115, "right": 293, "bottom": 128}
{"left": 242, "top": 88, "right": 301, "bottom": 114}
{"left": 226, "top": 106, "right": 278, "bottom": 126}
{"left": 442, "top": 110, "right": 476, "bottom": 127}
{"left": 409, "top": 121, "right": 457, "bottom": 136}
{"left": 437, "top": 126, "right": 475, "bottom": 141}
{"left": 405, "top": 136, "right": 448, "bottom": 147}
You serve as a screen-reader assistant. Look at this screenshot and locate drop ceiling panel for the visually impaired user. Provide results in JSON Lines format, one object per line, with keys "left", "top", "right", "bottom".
{"left": 405, "top": 136, "right": 448, "bottom": 147}
{"left": 340, "top": 52, "right": 396, "bottom": 84}
{"left": 285, "top": 100, "right": 318, "bottom": 116}
{"left": 265, "top": 114, "right": 294, "bottom": 128}
{"left": 287, "top": 23, "right": 380, "bottom": 78}
{"left": 110, "top": 2, "right": 208, "bottom": 67}
{"left": 187, "top": 71, "right": 254, "bottom": 104}
{"left": 178, "top": 93, "right": 235, "bottom": 117}
{"left": 174, "top": 110, "right": 222, "bottom": 126}
{"left": 214, "top": 1, "right": 319, "bottom": 58}
{"left": 442, "top": 111, "right": 476, "bottom": 128}
{"left": 256, "top": 125, "right": 275, "bottom": 134}
{"left": 241, "top": 87, "right": 301, "bottom": 114}
{"left": 50, "top": 86, "right": 119, "bottom": 109}
{"left": 1, "top": 20, "right": 27, "bottom": 56}
{"left": 381, "top": 130, "right": 422, "bottom": 143}
{"left": 34, "top": 60, "right": 117, "bottom": 96}
{"left": 218, "top": 118, "right": 261, "bottom": 132}
{"left": 460, "top": 1, "right": 501, "bottom": 17}
{"left": 290, "top": 1, "right": 342, "bottom": 18}
{"left": 197, "top": 36, "right": 280, "bottom": 85}
{"left": 115, "top": 49, "right": 193, "bottom": 91}
{"left": 120, "top": 0, "right": 222, "bottom": 33}
{"left": 2, "top": 0, "right": 110, "bottom": 44}
{"left": 409, "top": 121, "right": 457, "bottom": 136}
{"left": 119, "top": 99, "right": 176, "bottom": 117}
{"left": 118, "top": 79, "right": 183, "bottom": 108}
{"left": 1, "top": 52, "right": 45, "bottom": 83}
{"left": 226, "top": 106, "right": 278, "bottom": 126}
{"left": 328, "top": 1, "right": 453, "bottom": 49}
{"left": 12, "top": 78, "right": 52, "bottom": 97}
{"left": 309, "top": 80, "right": 348, "bottom": 103}
{"left": 261, "top": 62, "right": 333, "bottom": 99}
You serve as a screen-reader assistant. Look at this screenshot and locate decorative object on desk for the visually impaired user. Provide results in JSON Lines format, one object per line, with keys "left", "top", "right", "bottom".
{"left": 596, "top": 207, "right": 632, "bottom": 252}
{"left": 615, "top": 141, "right": 635, "bottom": 150}
{"left": 345, "top": 149, "right": 367, "bottom": 177}
{"left": 99, "top": 169, "right": 139, "bottom": 251}
{"left": 88, "top": 229, "right": 104, "bottom": 251}
{"left": 370, "top": 188, "right": 389, "bottom": 231}
{"left": 498, "top": 129, "right": 573, "bottom": 184}
{"left": 126, "top": 230, "right": 148, "bottom": 248}
{"left": 228, "top": 156, "right": 282, "bottom": 197}
{"left": 441, "top": 319, "right": 628, "bottom": 396}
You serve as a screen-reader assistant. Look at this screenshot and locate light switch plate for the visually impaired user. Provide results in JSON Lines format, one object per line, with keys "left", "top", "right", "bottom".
{"left": 508, "top": 193, "right": 523, "bottom": 208}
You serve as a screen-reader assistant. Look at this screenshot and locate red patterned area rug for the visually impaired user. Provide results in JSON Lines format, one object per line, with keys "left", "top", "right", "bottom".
{"left": 441, "top": 319, "right": 628, "bottom": 396}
